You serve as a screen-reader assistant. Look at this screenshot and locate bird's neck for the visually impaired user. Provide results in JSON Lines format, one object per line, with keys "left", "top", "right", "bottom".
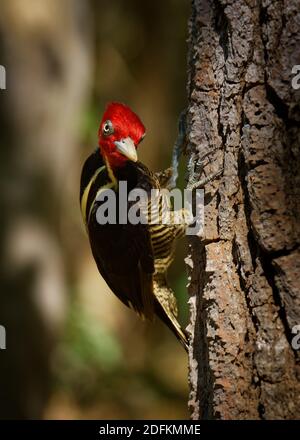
{"left": 103, "top": 154, "right": 118, "bottom": 190}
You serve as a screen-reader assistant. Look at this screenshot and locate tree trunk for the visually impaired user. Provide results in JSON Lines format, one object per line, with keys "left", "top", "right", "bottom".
{"left": 187, "top": 0, "right": 300, "bottom": 419}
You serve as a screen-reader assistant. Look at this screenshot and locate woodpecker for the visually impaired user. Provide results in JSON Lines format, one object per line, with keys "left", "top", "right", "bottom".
{"left": 80, "top": 102, "right": 188, "bottom": 351}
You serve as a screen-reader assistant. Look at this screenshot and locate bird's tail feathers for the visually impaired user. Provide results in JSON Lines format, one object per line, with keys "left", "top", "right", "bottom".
{"left": 156, "top": 304, "right": 189, "bottom": 352}
{"left": 153, "top": 279, "right": 189, "bottom": 352}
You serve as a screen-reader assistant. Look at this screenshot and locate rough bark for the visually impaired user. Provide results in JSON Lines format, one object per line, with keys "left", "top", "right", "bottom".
{"left": 186, "top": 0, "right": 300, "bottom": 419}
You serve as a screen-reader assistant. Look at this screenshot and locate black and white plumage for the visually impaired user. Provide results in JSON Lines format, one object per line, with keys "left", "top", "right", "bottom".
{"left": 80, "top": 147, "right": 188, "bottom": 350}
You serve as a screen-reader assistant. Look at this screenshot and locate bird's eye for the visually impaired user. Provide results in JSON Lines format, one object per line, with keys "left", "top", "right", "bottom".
{"left": 102, "top": 120, "right": 114, "bottom": 136}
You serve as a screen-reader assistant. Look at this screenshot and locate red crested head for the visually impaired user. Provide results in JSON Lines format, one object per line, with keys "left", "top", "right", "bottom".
{"left": 98, "top": 102, "right": 146, "bottom": 169}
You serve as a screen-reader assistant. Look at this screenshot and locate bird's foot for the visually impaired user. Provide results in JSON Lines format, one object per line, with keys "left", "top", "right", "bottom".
{"left": 167, "top": 110, "right": 187, "bottom": 190}
{"left": 187, "top": 167, "right": 223, "bottom": 191}
{"left": 187, "top": 150, "right": 223, "bottom": 190}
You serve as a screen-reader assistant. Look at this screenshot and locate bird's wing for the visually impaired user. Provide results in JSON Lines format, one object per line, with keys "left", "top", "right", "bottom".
{"left": 82, "top": 158, "right": 157, "bottom": 320}
{"left": 88, "top": 211, "right": 156, "bottom": 320}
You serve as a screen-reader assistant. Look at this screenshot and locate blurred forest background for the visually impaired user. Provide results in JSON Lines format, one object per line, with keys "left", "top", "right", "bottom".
{"left": 0, "top": 0, "right": 190, "bottom": 419}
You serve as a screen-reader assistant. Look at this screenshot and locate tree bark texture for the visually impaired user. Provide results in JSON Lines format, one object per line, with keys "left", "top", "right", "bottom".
{"left": 186, "top": 0, "right": 300, "bottom": 419}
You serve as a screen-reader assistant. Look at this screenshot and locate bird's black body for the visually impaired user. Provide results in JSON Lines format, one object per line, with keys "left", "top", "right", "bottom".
{"left": 80, "top": 148, "right": 188, "bottom": 350}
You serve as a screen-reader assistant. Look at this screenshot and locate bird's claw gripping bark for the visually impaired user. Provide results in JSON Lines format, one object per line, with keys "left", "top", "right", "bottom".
{"left": 167, "top": 110, "right": 187, "bottom": 190}
{"left": 187, "top": 167, "right": 223, "bottom": 191}
{"left": 187, "top": 150, "right": 223, "bottom": 190}
{"left": 166, "top": 110, "right": 222, "bottom": 191}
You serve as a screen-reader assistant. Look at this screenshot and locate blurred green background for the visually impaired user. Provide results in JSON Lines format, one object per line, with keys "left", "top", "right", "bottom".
{"left": 0, "top": 0, "right": 190, "bottom": 419}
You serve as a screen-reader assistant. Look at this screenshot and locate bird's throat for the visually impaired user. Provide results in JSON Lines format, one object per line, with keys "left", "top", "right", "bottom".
{"left": 103, "top": 155, "right": 118, "bottom": 190}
